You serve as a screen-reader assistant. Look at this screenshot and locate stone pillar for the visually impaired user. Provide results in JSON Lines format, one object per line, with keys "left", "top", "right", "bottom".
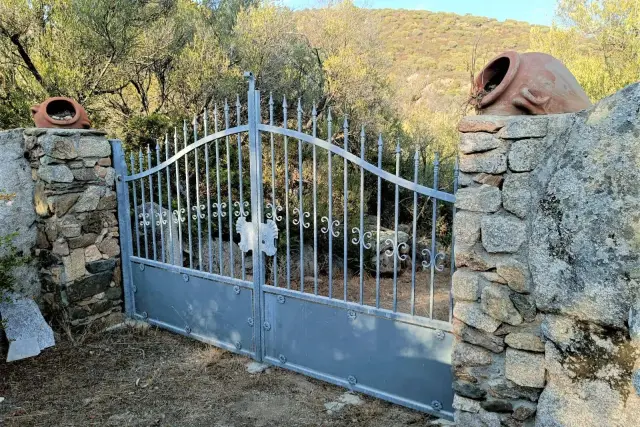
{"left": 452, "top": 115, "right": 546, "bottom": 427}
{"left": 453, "top": 83, "right": 640, "bottom": 427}
{"left": 25, "top": 128, "right": 123, "bottom": 327}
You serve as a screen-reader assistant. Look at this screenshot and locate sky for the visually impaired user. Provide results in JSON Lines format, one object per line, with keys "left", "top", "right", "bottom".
{"left": 284, "top": 0, "right": 558, "bottom": 26}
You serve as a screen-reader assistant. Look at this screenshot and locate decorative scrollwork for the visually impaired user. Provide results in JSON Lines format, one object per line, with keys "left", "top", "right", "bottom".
{"left": 155, "top": 211, "right": 168, "bottom": 226}
{"left": 351, "top": 227, "right": 372, "bottom": 249}
{"left": 384, "top": 238, "right": 409, "bottom": 261}
{"left": 421, "top": 248, "right": 446, "bottom": 272}
{"left": 172, "top": 208, "right": 186, "bottom": 223}
{"left": 320, "top": 217, "right": 340, "bottom": 237}
{"left": 191, "top": 204, "right": 206, "bottom": 220}
{"left": 212, "top": 202, "right": 227, "bottom": 218}
{"left": 139, "top": 212, "right": 150, "bottom": 226}
{"left": 293, "top": 208, "right": 311, "bottom": 228}
{"left": 234, "top": 201, "right": 250, "bottom": 217}
{"left": 265, "top": 203, "right": 283, "bottom": 221}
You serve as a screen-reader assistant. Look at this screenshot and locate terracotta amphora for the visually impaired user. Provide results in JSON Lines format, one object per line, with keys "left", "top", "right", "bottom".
{"left": 31, "top": 97, "right": 91, "bottom": 129}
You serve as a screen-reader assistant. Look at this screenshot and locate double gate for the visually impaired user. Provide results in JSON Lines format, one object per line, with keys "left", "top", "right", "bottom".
{"left": 113, "top": 73, "right": 458, "bottom": 419}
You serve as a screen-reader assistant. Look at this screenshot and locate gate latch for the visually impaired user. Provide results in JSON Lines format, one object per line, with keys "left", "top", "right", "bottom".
{"left": 236, "top": 217, "right": 279, "bottom": 256}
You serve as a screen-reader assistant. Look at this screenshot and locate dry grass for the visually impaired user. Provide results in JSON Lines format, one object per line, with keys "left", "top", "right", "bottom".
{"left": 0, "top": 327, "right": 443, "bottom": 427}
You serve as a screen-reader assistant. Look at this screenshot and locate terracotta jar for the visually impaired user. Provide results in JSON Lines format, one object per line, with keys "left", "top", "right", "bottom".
{"left": 31, "top": 97, "right": 91, "bottom": 129}
{"left": 472, "top": 51, "right": 592, "bottom": 116}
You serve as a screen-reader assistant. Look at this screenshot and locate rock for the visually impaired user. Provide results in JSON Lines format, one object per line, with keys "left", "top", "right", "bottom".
{"left": 37, "top": 165, "right": 74, "bottom": 183}
{"left": 68, "top": 233, "right": 98, "bottom": 249}
{"left": 200, "top": 239, "right": 246, "bottom": 277}
{"left": 502, "top": 173, "right": 531, "bottom": 219}
{"left": 366, "top": 229, "right": 409, "bottom": 274}
{"left": 505, "top": 333, "right": 544, "bottom": 352}
{"left": 459, "top": 147, "right": 508, "bottom": 174}
{"left": 473, "top": 173, "right": 504, "bottom": 187}
{"left": 480, "top": 399, "right": 512, "bottom": 413}
{"left": 85, "top": 245, "right": 102, "bottom": 263}
{"left": 509, "top": 293, "right": 536, "bottom": 322}
{"left": 453, "top": 342, "right": 493, "bottom": 367}
{"left": 481, "top": 214, "right": 526, "bottom": 253}
{"left": 497, "top": 116, "right": 548, "bottom": 139}
{"left": 72, "top": 167, "right": 98, "bottom": 181}
{"left": 136, "top": 203, "right": 182, "bottom": 265}
{"left": 34, "top": 181, "right": 49, "bottom": 217}
{"left": 508, "top": 139, "right": 545, "bottom": 172}
{"left": 77, "top": 137, "right": 111, "bottom": 158}
{"left": 496, "top": 259, "right": 531, "bottom": 293}
{"left": 97, "top": 191, "right": 117, "bottom": 210}
{"left": 98, "top": 157, "right": 111, "bottom": 166}
{"left": 460, "top": 133, "right": 503, "bottom": 154}
{"left": 505, "top": 348, "right": 545, "bottom": 388}
{"left": 60, "top": 216, "right": 82, "bottom": 238}
{"left": 86, "top": 259, "right": 116, "bottom": 274}
{"left": 453, "top": 319, "right": 505, "bottom": 353}
{"left": 458, "top": 172, "right": 474, "bottom": 187}
{"left": 452, "top": 269, "right": 483, "bottom": 301}
{"left": 97, "top": 238, "right": 120, "bottom": 258}
{"left": 481, "top": 271, "right": 507, "bottom": 284}
{"left": 453, "top": 211, "right": 482, "bottom": 249}
{"left": 455, "top": 408, "right": 501, "bottom": 427}
{"left": 512, "top": 401, "right": 537, "bottom": 420}
{"left": 454, "top": 301, "right": 501, "bottom": 333}
{"left": 452, "top": 380, "right": 487, "bottom": 399}
{"left": 455, "top": 185, "right": 501, "bottom": 212}
{"left": 456, "top": 243, "right": 500, "bottom": 271}
{"left": 74, "top": 186, "right": 105, "bottom": 212}
{"left": 247, "top": 362, "right": 269, "bottom": 374}
{"left": 487, "top": 378, "right": 541, "bottom": 402}
{"left": 453, "top": 394, "right": 481, "bottom": 413}
{"left": 458, "top": 116, "right": 507, "bottom": 133}
{"left": 481, "top": 283, "right": 523, "bottom": 325}
{"left": 51, "top": 193, "right": 80, "bottom": 216}
{"left": 52, "top": 239, "right": 69, "bottom": 256}
{"left": 65, "top": 271, "right": 113, "bottom": 302}
{"left": 6, "top": 337, "right": 41, "bottom": 362}
{"left": 63, "top": 248, "right": 86, "bottom": 282}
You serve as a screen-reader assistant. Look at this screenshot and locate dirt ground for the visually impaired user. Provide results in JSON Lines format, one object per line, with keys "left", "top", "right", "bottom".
{"left": 0, "top": 327, "right": 447, "bottom": 427}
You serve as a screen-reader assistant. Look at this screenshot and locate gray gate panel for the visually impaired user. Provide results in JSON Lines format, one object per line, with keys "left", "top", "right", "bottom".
{"left": 131, "top": 261, "right": 255, "bottom": 356}
{"left": 262, "top": 291, "right": 454, "bottom": 418}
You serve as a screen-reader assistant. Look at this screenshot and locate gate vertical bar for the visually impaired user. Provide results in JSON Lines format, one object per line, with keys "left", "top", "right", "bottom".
{"left": 246, "top": 72, "right": 263, "bottom": 361}
{"left": 112, "top": 140, "right": 135, "bottom": 316}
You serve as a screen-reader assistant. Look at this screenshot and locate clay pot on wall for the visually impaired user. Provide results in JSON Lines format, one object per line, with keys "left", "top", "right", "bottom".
{"left": 31, "top": 97, "right": 91, "bottom": 129}
{"left": 471, "top": 51, "right": 592, "bottom": 116}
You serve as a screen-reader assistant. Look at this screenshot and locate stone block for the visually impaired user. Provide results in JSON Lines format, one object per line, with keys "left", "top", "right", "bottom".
{"left": 77, "top": 137, "right": 111, "bottom": 158}
{"left": 85, "top": 245, "right": 102, "bottom": 263}
{"left": 505, "top": 332, "right": 544, "bottom": 352}
{"left": 86, "top": 258, "right": 116, "bottom": 274}
{"left": 37, "top": 164, "right": 73, "bottom": 183}
{"left": 98, "top": 157, "right": 111, "bottom": 167}
{"left": 458, "top": 116, "right": 507, "bottom": 133}
{"left": 52, "top": 239, "right": 69, "bottom": 256}
{"left": 453, "top": 341, "right": 493, "bottom": 367}
{"left": 452, "top": 269, "right": 484, "bottom": 301}
{"left": 63, "top": 248, "right": 86, "bottom": 282}
{"left": 454, "top": 301, "right": 501, "bottom": 333}
{"left": 473, "top": 173, "right": 503, "bottom": 187}
{"left": 50, "top": 138, "right": 77, "bottom": 159}
{"left": 505, "top": 348, "right": 545, "bottom": 388}
{"left": 512, "top": 401, "right": 537, "bottom": 421}
{"left": 453, "top": 211, "right": 482, "bottom": 249}
{"left": 481, "top": 283, "right": 523, "bottom": 325}
{"left": 51, "top": 193, "right": 80, "bottom": 216}
{"left": 97, "top": 238, "right": 120, "bottom": 258}
{"left": 65, "top": 270, "right": 113, "bottom": 302}
{"left": 74, "top": 186, "right": 105, "bottom": 212}
{"left": 480, "top": 399, "right": 512, "bottom": 413}
{"left": 502, "top": 173, "right": 531, "bottom": 219}
{"left": 459, "top": 149, "right": 508, "bottom": 174}
{"left": 497, "top": 117, "right": 548, "bottom": 139}
{"left": 455, "top": 408, "right": 501, "bottom": 427}
{"left": 496, "top": 259, "right": 531, "bottom": 293}
{"left": 460, "top": 133, "right": 503, "bottom": 154}
{"left": 455, "top": 185, "right": 501, "bottom": 213}
{"left": 68, "top": 233, "right": 97, "bottom": 249}
{"left": 72, "top": 167, "right": 98, "bottom": 181}
{"left": 452, "top": 380, "right": 487, "bottom": 399}
{"left": 508, "top": 139, "right": 544, "bottom": 172}
{"left": 481, "top": 214, "right": 526, "bottom": 253}
{"left": 60, "top": 216, "right": 82, "bottom": 238}
{"left": 455, "top": 242, "right": 499, "bottom": 271}
{"left": 453, "top": 319, "right": 505, "bottom": 353}
{"left": 487, "top": 378, "right": 541, "bottom": 402}
{"left": 458, "top": 172, "right": 474, "bottom": 187}
{"left": 509, "top": 293, "right": 536, "bottom": 322}
{"left": 453, "top": 394, "right": 481, "bottom": 413}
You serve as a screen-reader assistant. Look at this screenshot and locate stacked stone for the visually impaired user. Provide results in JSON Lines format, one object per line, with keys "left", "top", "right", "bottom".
{"left": 25, "top": 128, "right": 123, "bottom": 327}
{"left": 451, "top": 116, "right": 548, "bottom": 427}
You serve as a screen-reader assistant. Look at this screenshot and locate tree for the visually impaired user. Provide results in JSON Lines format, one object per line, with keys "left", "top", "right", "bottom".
{"left": 531, "top": 0, "right": 640, "bottom": 101}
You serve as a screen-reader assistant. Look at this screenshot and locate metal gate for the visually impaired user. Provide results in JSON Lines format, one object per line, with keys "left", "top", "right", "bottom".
{"left": 112, "top": 73, "right": 458, "bottom": 419}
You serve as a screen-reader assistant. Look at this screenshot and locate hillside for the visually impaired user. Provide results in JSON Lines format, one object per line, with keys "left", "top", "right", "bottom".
{"left": 370, "top": 9, "right": 537, "bottom": 114}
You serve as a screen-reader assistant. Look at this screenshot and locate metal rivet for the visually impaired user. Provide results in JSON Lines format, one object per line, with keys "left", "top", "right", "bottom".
{"left": 247, "top": 318, "right": 254, "bottom": 327}
{"left": 277, "top": 295, "right": 285, "bottom": 304}
{"left": 183, "top": 274, "right": 189, "bottom": 282}
{"left": 436, "top": 330, "right": 445, "bottom": 340}
{"left": 185, "top": 326, "right": 191, "bottom": 334}
{"left": 235, "top": 341, "right": 242, "bottom": 350}
{"left": 347, "top": 375, "right": 357, "bottom": 386}
{"left": 263, "top": 321, "right": 271, "bottom": 331}
{"left": 116, "top": 174, "right": 123, "bottom": 182}
{"left": 234, "top": 285, "right": 241, "bottom": 294}
{"left": 141, "top": 311, "right": 148, "bottom": 319}
{"left": 139, "top": 264, "right": 145, "bottom": 271}
{"left": 278, "top": 354, "right": 287, "bottom": 364}
{"left": 347, "top": 310, "right": 356, "bottom": 320}
{"left": 431, "top": 400, "right": 442, "bottom": 411}
{"left": 132, "top": 285, "right": 137, "bottom": 293}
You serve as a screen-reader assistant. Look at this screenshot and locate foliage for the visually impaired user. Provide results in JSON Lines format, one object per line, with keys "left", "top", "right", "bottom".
{"left": 0, "top": 192, "right": 30, "bottom": 296}
{"left": 531, "top": 0, "right": 640, "bottom": 101}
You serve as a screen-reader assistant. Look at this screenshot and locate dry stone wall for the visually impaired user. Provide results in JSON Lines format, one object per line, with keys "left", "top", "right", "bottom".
{"left": 24, "top": 128, "right": 123, "bottom": 327}
{"left": 452, "top": 83, "right": 640, "bottom": 427}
